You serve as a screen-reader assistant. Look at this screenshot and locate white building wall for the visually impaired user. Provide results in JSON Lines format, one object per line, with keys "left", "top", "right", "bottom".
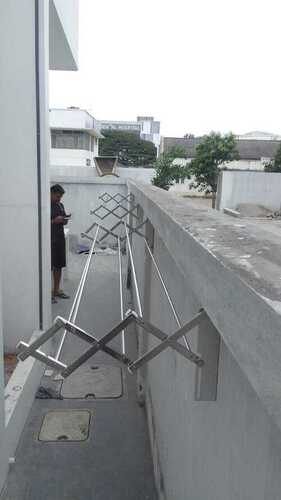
{"left": 51, "top": 148, "right": 96, "bottom": 167}
{"left": 0, "top": 264, "right": 8, "bottom": 490}
{"left": 117, "top": 167, "right": 156, "bottom": 183}
{"left": 0, "top": 0, "right": 79, "bottom": 492}
{"left": 217, "top": 171, "right": 281, "bottom": 211}
{"left": 224, "top": 159, "right": 264, "bottom": 170}
{"left": 50, "top": 108, "right": 93, "bottom": 129}
{"left": 0, "top": 0, "right": 52, "bottom": 352}
{"left": 49, "top": 0, "right": 78, "bottom": 70}
{"left": 52, "top": 0, "right": 78, "bottom": 64}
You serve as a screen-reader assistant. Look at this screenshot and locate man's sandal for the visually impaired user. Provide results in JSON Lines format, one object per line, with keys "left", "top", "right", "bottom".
{"left": 55, "top": 291, "right": 70, "bottom": 299}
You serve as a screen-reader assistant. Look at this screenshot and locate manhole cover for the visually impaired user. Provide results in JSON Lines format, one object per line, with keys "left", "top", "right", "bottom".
{"left": 61, "top": 365, "right": 123, "bottom": 399}
{"left": 39, "top": 410, "right": 91, "bottom": 442}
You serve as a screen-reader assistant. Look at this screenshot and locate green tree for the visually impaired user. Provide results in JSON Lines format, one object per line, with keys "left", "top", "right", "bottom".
{"left": 264, "top": 143, "right": 281, "bottom": 172}
{"left": 99, "top": 129, "right": 156, "bottom": 166}
{"left": 152, "top": 148, "right": 190, "bottom": 190}
{"left": 190, "top": 132, "right": 238, "bottom": 207}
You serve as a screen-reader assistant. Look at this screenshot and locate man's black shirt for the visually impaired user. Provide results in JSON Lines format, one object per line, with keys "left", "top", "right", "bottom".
{"left": 51, "top": 202, "right": 66, "bottom": 242}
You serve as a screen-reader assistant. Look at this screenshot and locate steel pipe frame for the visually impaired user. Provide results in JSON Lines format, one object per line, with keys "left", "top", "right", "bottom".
{"left": 124, "top": 222, "right": 143, "bottom": 317}
{"left": 118, "top": 237, "right": 125, "bottom": 355}
{"left": 55, "top": 225, "right": 100, "bottom": 361}
{"left": 125, "top": 221, "right": 196, "bottom": 354}
{"left": 143, "top": 239, "right": 191, "bottom": 352}
{"left": 17, "top": 209, "right": 205, "bottom": 376}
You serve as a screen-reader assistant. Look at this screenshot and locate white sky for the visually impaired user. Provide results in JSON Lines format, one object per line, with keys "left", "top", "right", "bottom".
{"left": 49, "top": 0, "right": 281, "bottom": 137}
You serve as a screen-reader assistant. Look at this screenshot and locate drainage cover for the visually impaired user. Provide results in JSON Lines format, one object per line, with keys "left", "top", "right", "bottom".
{"left": 39, "top": 410, "right": 91, "bottom": 442}
{"left": 61, "top": 364, "right": 123, "bottom": 399}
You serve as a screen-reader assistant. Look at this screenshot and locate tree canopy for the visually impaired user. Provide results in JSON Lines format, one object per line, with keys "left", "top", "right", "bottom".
{"left": 99, "top": 129, "right": 157, "bottom": 166}
{"left": 264, "top": 143, "right": 281, "bottom": 172}
{"left": 190, "top": 132, "right": 238, "bottom": 206}
{"left": 152, "top": 148, "right": 190, "bottom": 190}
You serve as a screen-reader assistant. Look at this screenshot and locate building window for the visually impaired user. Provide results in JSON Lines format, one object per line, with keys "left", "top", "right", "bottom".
{"left": 51, "top": 130, "right": 89, "bottom": 150}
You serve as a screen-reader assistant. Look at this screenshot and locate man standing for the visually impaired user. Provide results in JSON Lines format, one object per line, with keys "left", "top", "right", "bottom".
{"left": 50, "top": 184, "right": 70, "bottom": 303}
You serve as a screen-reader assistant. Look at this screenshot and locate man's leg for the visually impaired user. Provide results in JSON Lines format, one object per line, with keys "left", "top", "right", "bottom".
{"left": 53, "top": 268, "right": 62, "bottom": 297}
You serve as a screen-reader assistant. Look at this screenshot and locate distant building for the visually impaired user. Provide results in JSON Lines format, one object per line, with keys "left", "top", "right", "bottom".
{"left": 99, "top": 116, "right": 161, "bottom": 155}
{"left": 50, "top": 108, "right": 103, "bottom": 167}
{"left": 237, "top": 131, "right": 281, "bottom": 141}
{"left": 160, "top": 136, "right": 281, "bottom": 170}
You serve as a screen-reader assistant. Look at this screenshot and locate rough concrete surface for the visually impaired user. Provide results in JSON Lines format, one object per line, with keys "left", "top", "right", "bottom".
{"left": 128, "top": 181, "right": 281, "bottom": 500}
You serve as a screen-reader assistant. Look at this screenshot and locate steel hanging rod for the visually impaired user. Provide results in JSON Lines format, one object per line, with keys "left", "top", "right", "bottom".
{"left": 55, "top": 225, "right": 100, "bottom": 361}
{"left": 123, "top": 222, "right": 143, "bottom": 317}
{"left": 117, "top": 237, "right": 125, "bottom": 356}
{"left": 143, "top": 239, "right": 191, "bottom": 352}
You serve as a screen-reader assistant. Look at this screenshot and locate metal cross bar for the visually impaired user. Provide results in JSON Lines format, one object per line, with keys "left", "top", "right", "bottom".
{"left": 18, "top": 342, "right": 67, "bottom": 370}
{"left": 17, "top": 313, "right": 133, "bottom": 375}
{"left": 61, "top": 312, "right": 137, "bottom": 378}
{"left": 17, "top": 318, "right": 65, "bottom": 362}
{"left": 133, "top": 316, "right": 200, "bottom": 362}
{"left": 59, "top": 309, "right": 203, "bottom": 375}
{"left": 61, "top": 310, "right": 204, "bottom": 378}
{"left": 54, "top": 317, "right": 132, "bottom": 367}
{"left": 129, "top": 312, "right": 206, "bottom": 372}
{"left": 99, "top": 192, "right": 134, "bottom": 204}
{"left": 91, "top": 203, "right": 139, "bottom": 221}
{"left": 17, "top": 309, "right": 204, "bottom": 377}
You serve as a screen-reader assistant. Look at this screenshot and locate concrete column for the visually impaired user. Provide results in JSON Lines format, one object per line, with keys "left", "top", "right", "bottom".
{"left": 0, "top": 0, "right": 51, "bottom": 351}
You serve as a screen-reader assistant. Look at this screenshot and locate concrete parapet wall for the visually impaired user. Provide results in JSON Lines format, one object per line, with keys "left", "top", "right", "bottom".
{"left": 129, "top": 181, "right": 281, "bottom": 500}
{"left": 217, "top": 170, "right": 281, "bottom": 211}
{"left": 50, "top": 170, "right": 127, "bottom": 247}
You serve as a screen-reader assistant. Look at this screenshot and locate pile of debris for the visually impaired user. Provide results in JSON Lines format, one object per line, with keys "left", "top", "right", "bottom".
{"left": 266, "top": 209, "right": 281, "bottom": 220}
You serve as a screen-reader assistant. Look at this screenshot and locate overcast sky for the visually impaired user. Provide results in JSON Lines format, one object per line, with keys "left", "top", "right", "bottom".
{"left": 49, "top": 0, "right": 281, "bottom": 137}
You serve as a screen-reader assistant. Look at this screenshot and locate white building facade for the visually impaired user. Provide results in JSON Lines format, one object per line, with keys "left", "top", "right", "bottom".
{"left": 50, "top": 108, "right": 103, "bottom": 167}
{"left": 0, "top": 0, "right": 79, "bottom": 491}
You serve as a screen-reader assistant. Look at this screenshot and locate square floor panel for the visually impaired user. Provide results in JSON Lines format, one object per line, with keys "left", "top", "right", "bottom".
{"left": 39, "top": 410, "right": 91, "bottom": 442}
{"left": 61, "top": 364, "right": 123, "bottom": 399}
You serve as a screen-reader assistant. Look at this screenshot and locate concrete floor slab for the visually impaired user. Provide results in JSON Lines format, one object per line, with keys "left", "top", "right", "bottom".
{"left": 61, "top": 364, "right": 123, "bottom": 399}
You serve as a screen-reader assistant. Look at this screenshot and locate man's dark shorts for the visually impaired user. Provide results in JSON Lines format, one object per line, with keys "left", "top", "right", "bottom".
{"left": 51, "top": 238, "right": 66, "bottom": 270}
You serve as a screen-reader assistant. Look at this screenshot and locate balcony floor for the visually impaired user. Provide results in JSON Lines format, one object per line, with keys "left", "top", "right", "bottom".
{"left": 2, "top": 251, "right": 157, "bottom": 499}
